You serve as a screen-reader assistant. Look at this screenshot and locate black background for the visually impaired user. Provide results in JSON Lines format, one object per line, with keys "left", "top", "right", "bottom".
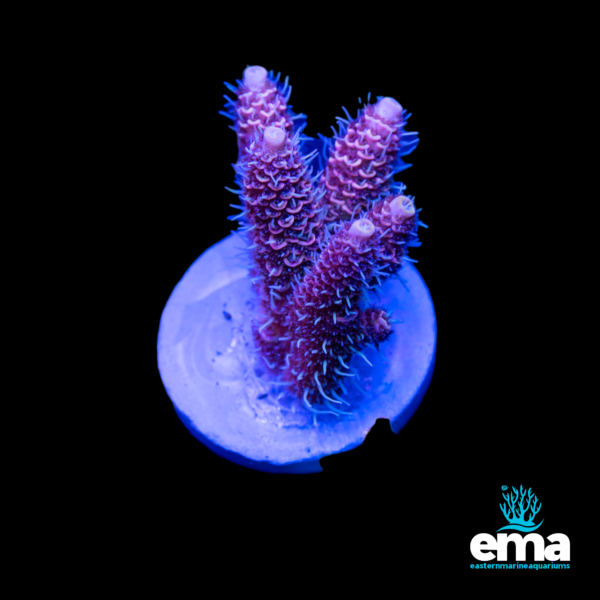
{"left": 109, "top": 33, "right": 588, "bottom": 579}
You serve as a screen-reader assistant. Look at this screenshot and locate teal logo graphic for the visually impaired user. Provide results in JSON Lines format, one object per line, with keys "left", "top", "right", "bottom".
{"left": 498, "top": 485, "right": 544, "bottom": 532}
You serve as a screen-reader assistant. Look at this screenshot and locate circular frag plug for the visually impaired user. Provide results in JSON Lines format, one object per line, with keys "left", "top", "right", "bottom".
{"left": 263, "top": 126, "right": 286, "bottom": 150}
{"left": 243, "top": 65, "right": 268, "bottom": 91}
{"left": 348, "top": 218, "right": 375, "bottom": 239}
{"left": 389, "top": 195, "right": 415, "bottom": 220}
{"left": 374, "top": 97, "right": 403, "bottom": 122}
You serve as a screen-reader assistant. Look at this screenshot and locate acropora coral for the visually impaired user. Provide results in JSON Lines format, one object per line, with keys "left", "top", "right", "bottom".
{"left": 220, "top": 65, "right": 424, "bottom": 415}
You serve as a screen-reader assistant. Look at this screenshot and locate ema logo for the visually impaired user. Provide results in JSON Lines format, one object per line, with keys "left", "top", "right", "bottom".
{"left": 498, "top": 485, "right": 543, "bottom": 532}
{"left": 470, "top": 485, "right": 570, "bottom": 565}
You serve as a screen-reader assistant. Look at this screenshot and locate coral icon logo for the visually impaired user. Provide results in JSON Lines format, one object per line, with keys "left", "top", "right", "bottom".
{"left": 470, "top": 485, "right": 570, "bottom": 566}
{"left": 498, "top": 485, "right": 544, "bottom": 533}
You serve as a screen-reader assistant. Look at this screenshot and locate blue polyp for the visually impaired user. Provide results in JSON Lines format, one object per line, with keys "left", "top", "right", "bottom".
{"left": 157, "top": 235, "right": 436, "bottom": 474}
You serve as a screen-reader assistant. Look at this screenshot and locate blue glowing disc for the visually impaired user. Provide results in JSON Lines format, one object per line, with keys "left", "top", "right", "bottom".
{"left": 158, "top": 234, "right": 436, "bottom": 473}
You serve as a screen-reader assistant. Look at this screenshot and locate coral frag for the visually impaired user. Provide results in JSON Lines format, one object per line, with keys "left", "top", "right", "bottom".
{"left": 222, "top": 66, "right": 424, "bottom": 414}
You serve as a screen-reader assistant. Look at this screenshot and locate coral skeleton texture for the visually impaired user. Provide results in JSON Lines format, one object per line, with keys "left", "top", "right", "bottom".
{"left": 221, "top": 66, "right": 424, "bottom": 415}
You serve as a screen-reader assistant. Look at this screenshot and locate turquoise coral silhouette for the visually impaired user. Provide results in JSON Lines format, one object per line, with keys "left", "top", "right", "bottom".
{"left": 498, "top": 485, "right": 544, "bottom": 532}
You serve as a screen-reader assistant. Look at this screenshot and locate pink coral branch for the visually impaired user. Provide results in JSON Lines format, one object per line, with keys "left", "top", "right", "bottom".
{"left": 224, "top": 66, "right": 298, "bottom": 160}
{"left": 236, "top": 125, "right": 324, "bottom": 368}
{"left": 321, "top": 97, "right": 416, "bottom": 224}
{"left": 282, "top": 192, "right": 418, "bottom": 404}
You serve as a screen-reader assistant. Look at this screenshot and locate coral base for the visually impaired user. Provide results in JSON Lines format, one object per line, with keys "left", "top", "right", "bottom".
{"left": 157, "top": 235, "right": 436, "bottom": 473}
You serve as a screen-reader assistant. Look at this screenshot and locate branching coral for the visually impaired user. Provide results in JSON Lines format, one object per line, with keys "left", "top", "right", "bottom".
{"left": 282, "top": 195, "right": 419, "bottom": 412}
{"left": 220, "top": 65, "right": 305, "bottom": 159}
{"left": 234, "top": 125, "right": 325, "bottom": 368}
{"left": 222, "top": 66, "right": 424, "bottom": 414}
{"left": 320, "top": 95, "right": 419, "bottom": 223}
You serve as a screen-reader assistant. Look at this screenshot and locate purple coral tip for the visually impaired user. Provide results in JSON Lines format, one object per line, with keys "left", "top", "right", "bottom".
{"left": 348, "top": 218, "right": 376, "bottom": 239}
{"left": 263, "top": 126, "right": 286, "bottom": 150}
{"left": 390, "top": 195, "right": 415, "bottom": 219}
{"left": 375, "top": 97, "right": 403, "bottom": 122}
{"left": 243, "top": 65, "right": 268, "bottom": 91}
